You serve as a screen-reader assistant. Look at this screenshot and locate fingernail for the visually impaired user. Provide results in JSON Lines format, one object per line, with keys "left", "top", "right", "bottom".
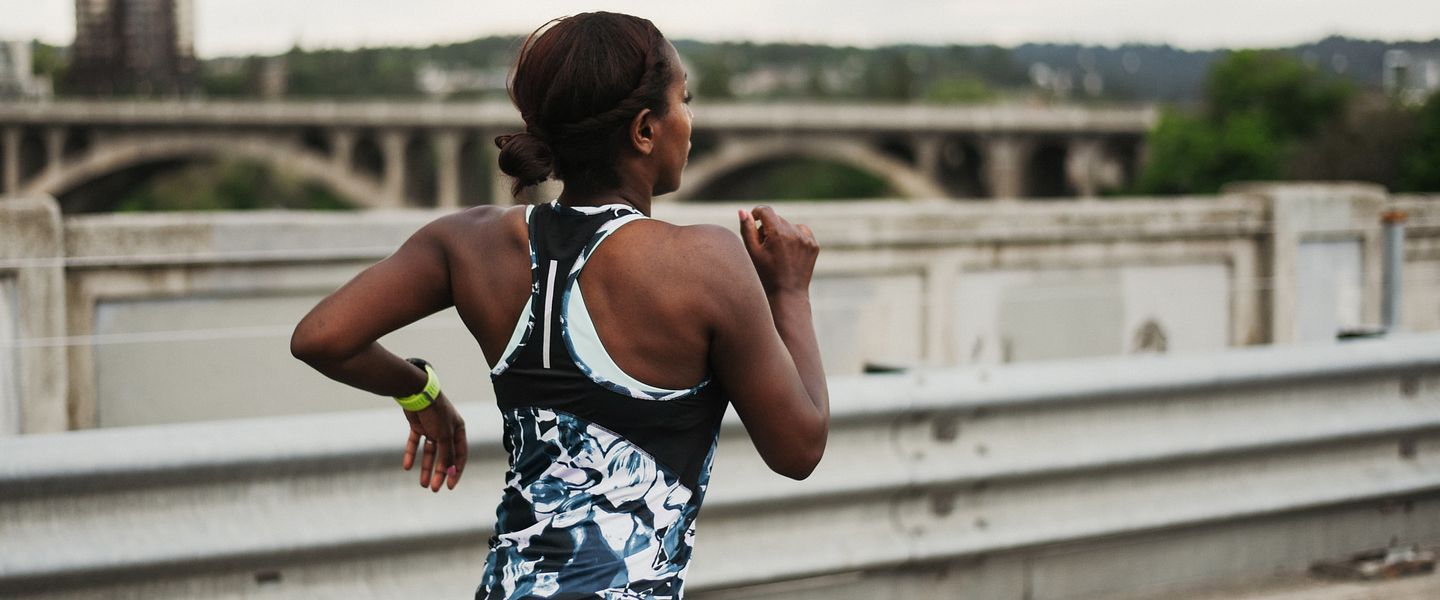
{"left": 448, "top": 465, "right": 457, "bottom": 477}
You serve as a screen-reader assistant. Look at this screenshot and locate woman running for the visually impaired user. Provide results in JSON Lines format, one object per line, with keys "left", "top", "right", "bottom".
{"left": 290, "top": 11, "right": 829, "bottom": 599}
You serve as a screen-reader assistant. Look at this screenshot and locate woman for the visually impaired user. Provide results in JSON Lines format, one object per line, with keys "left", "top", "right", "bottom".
{"left": 290, "top": 11, "right": 828, "bottom": 599}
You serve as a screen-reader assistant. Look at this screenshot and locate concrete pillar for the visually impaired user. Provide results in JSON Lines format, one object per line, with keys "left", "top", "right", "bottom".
{"left": 1226, "top": 182, "right": 1387, "bottom": 344}
{"left": 379, "top": 130, "right": 407, "bottom": 208}
{"left": 983, "top": 135, "right": 1024, "bottom": 200}
{"left": 0, "top": 196, "right": 69, "bottom": 433}
{"left": 915, "top": 135, "right": 945, "bottom": 182}
{"left": 43, "top": 127, "right": 65, "bottom": 177}
{"left": 2, "top": 127, "right": 20, "bottom": 196}
{"left": 433, "top": 130, "right": 462, "bottom": 210}
{"left": 1067, "top": 137, "right": 1103, "bottom": 199}
{"left": 329, "top": 129, "right": 356, "bottom": 173}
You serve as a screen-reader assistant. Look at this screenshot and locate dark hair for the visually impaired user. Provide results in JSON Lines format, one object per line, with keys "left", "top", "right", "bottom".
{"left": 495, "top": 12, "right": 677, "bottom": 198}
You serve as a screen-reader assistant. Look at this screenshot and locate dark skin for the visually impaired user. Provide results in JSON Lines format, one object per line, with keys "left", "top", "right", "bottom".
{"left": 290, "top": 42, "right": 828, "bottom": 493}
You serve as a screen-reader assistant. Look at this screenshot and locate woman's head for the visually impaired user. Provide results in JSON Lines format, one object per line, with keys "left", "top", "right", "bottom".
{"left": 496, "top": 12, "right": 691, "bottom": 199}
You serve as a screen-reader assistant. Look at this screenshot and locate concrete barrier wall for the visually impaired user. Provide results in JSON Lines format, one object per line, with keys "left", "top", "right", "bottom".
{"left": 0, "top": 197, "right": 66, "bottom": 434}
{"left": 2, "top": 333, "right": 1438, "bottom": 599}
{"left": 0, "top": 182, "right": 1435, "bottom": 431}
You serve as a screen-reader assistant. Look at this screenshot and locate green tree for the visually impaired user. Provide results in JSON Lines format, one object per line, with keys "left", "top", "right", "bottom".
{"left": 1136, "top": 109, "right": 1281, "bottom": 194}
{"left": 1135, "top": 50, "right": 1353, "bottom": 194}
{"left": 860, "top": 50, "right": 917, "bottom": 102}
{"left": 693, "top": 53, "right": 736, "bottom": 100}
{"left": 923, "top": 76, "right": 996, "bottom": 104}
{"left": 30, "top": 42, "right": 67, "bottom": 78}
{"left": 1204, "top": 50, "right": 1351, "bottom": 139}
{"left": 1399, "top": 91, "right": 1440, "bottom": 191}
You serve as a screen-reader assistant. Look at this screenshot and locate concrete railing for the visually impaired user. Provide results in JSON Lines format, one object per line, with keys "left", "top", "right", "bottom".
{"left": 3, "top": 183, "right": 1437, "bottom": 434}
{"left": 3, "top": 333, "right": 1439, "bottom": 599}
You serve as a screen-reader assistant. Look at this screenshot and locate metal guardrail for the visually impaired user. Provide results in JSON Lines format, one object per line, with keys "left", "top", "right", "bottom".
{"left": 3, "top": 334, "right": 1439, "bottom": 598}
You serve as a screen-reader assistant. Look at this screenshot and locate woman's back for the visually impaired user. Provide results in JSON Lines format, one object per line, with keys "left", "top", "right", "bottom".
{"left": 471, "top": 201, "right": 726, "bottom": 599}
{"left": 440, "top": 204, "right": 716, "bottom": 389}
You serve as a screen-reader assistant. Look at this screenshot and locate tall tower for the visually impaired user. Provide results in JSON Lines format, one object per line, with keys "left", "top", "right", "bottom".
{"left": 68, "top": 0, "right": 196, "bottom": 95}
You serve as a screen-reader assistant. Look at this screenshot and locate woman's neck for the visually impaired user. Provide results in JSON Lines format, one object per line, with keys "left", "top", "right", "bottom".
{"left": 556, "top": 182, "right": 652, "bottom": 216}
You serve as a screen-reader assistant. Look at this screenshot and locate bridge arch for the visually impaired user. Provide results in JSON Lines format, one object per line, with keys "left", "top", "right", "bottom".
{"left": 674, "top": 137, "right": 947, "bottom": 202}
{"left": 21, "top": 134, "right": 388, "bottom": 210}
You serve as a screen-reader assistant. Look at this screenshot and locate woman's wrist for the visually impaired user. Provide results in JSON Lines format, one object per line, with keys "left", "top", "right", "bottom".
{"left": 393, "top": 358, "right": 440, "bottom": 411}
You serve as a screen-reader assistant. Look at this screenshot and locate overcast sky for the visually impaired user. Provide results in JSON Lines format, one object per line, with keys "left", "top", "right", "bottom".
{"left": 3, "top": 0, "right": 1439, "bottom": 58}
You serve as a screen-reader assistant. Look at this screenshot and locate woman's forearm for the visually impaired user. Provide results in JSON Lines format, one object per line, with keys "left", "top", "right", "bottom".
{"left": 294, "top": 342, "right": 427, "bottom": 398}
{"left": 768, "top": 289, "right": 829, "bottom": 419}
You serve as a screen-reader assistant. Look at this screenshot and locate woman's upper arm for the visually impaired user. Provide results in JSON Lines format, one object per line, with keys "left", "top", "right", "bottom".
{"left": 693, "top": 226, "right": 826, "bottom": 477}
{"left": 290, "top": 216, "right": 458, "bottom": 363}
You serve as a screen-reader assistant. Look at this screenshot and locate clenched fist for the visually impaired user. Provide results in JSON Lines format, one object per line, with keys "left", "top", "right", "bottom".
{"left": 738, "top": 206, "right": 819, "bottom": 296}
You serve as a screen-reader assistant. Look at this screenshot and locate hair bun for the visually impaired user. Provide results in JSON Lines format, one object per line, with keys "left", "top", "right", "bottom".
{"left": 495, "top": 131, "right": 554, "bottom": 197}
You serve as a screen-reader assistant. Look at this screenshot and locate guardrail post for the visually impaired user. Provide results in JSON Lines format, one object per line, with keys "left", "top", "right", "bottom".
{"left": 1383, "top": 210, "right": 1407, "bottom": 332}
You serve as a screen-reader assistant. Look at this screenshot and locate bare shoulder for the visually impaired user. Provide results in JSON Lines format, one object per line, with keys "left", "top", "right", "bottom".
{"left": 630, "top": 221, "right": 761, "bottom": 312}
{"left": 421, "top": 205, "right": 528, "bottom": 253}
{"left": 646, "top": 221, "right": 745, "bottom": 257}
{"left": 426, "top": 204, "right": 520, "bottom": 234}
{"left": 634, "top": 221, "right": 749, "bottom": 276}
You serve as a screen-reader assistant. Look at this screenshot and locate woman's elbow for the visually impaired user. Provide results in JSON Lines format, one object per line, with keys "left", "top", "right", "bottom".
{"left": 290, "top": 319, "right": 346, "bottom": 366}
{"left": 774, "top": 448, "right": 823, "bottom": 481}
{"left": 772, "top": 427, "right": 828, "bottom": 481}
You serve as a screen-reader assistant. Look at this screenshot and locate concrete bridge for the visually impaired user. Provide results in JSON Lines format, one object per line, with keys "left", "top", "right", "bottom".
{"left": 0, "top": 100, "right": 1156, "bottom": 210}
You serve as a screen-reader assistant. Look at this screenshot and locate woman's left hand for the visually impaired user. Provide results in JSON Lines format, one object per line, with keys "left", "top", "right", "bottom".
{"left": 401, "top": 392, "right": 468, "bottom": 492}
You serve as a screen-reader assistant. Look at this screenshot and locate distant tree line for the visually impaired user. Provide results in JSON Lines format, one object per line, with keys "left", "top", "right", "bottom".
{"left": 26, "top": 35, "right": 1435, "bottom": 106}
{"left": 1134, "top": 50, "right": 1440, "bottom": 195}
{"left": 22, "top": 35, "right": 1440, "bottom": 202}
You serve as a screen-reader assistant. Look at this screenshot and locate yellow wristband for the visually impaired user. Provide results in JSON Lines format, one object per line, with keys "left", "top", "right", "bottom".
{"left": 394, "top": 359, "right": 439, "bottom": 412}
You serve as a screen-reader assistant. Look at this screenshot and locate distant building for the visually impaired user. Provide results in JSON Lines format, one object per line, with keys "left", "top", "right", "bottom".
{"left": 67, "top": 0, "right": 197, "bottom": 95}
{"left": 415, "top": 63, "right": 508, "bottom": 98}
{"left": 255, "top": 56, "right": 288, "bottom": 99}
{"left": 0, "top": 41, "right": 53, "bottom": 99}
{"left": 1383, "top": 48, "right": 1440, "bottom": 106}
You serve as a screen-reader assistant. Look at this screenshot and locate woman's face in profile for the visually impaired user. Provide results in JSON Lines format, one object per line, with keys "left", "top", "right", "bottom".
{"left": 652, "top": 42, "right": 693, "bottom": 196}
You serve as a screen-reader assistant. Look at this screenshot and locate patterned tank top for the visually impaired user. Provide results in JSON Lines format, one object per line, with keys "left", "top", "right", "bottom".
{"left": 478, "top": 201, "right": 729, "bottom": 600}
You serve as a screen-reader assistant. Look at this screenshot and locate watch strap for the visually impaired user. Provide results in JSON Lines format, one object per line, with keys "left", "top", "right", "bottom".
{"left": 394, "top": 359, "right": 439, "bottom": 412}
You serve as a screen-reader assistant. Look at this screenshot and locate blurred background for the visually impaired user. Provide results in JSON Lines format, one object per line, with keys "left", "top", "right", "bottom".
{"left": 2, "top": 2, "right": 1440, "bottom": 599}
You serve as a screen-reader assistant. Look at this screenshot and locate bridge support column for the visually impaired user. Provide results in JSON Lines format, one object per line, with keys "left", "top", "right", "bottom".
{"left": 329, "top": 129, "right": 356, "bottom": 173}
{"left": 43, "top": 127, "right": 65, "bottom": 178}
{"left": 2, "top": 127, "right": 19, "bottom": 196}
{"left": 1067, "top": 137, "right": 1102, "bottom": 199}
{"left": 380, "top": 130, "right": 407, "bottom": 208}
{"left": 915, "top": 135, "right": 944, "bottom": 182}
{"left": 433, "top": 130, "right": 462, "bottom": 210}
{"left": 983, "top": 135, "right": 1025, "bottom": 200}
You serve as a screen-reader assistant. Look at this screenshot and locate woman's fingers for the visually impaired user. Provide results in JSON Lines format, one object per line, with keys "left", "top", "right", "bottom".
{"left": 430, "top": 440, "right": 451, "bottom": 493}
{"left": 419, "top": 438, "right": 436, "bottom": 487}
{"left": 738, "top": 209, "right": 760, "bottom": 253}
{"left": 404, "top": 396, "right": 466, "bottom": 492}
{"left": 741, "top": 205, "right": 817, "bottom": 294}
{"left": 751, "top": 205, "right": 784, "bottom": 241}
{"left": 403, "top": 428, "right": 420, "bottom": 470}
{"left": 451, "top": 424, "right": 468, "bottom": 489}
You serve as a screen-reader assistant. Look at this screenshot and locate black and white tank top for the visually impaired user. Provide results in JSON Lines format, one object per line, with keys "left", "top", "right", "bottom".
{"left": 478, "top": 201, "right": 728, "bottom": 600}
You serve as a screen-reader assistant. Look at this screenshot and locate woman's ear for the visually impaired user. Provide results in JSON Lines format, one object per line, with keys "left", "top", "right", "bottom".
{"left": 629, "top": 108, "right": 655, "bottom": 155}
